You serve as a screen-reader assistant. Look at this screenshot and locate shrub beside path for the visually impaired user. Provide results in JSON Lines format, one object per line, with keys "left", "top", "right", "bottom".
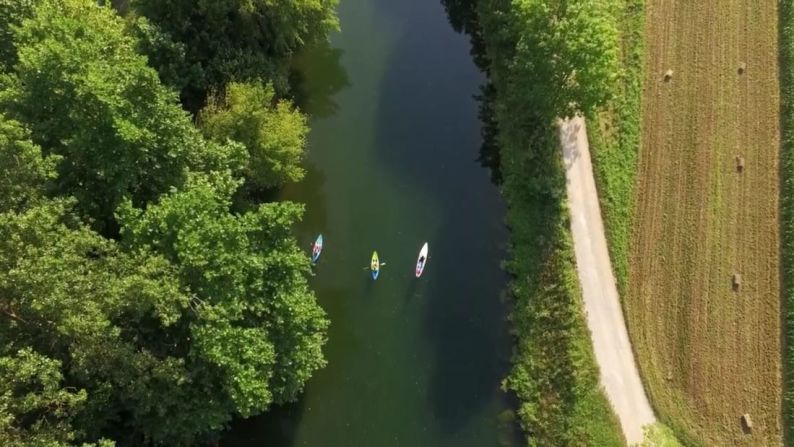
{"left": 559, "top": 116, "right": 655, "bottom": 445}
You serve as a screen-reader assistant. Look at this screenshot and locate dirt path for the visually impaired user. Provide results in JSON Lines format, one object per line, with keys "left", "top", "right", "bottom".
{"left": 559, "top": 117, "right": 655, "bottom": 445}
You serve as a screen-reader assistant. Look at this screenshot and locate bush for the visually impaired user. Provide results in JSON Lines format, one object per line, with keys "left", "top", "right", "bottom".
{"left": 199, "top": 82, "right": 308, "bottom": 190}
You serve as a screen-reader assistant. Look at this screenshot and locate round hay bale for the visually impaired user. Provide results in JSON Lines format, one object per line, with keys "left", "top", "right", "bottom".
{"left": 741, "top": 413, "right": 753, "bottom": 433}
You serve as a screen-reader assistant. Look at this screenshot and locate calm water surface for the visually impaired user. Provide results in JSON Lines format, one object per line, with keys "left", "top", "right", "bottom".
{"left": 223, "top": 0, "right": 518, "bottom": 445}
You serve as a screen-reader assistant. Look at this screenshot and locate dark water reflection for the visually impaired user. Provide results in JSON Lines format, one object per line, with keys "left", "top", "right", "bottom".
{"left": 290, "top": 41, "right": 350, "bottom": 118}
{"left": 441, "top": 0, "right": 502, "bottom": 183}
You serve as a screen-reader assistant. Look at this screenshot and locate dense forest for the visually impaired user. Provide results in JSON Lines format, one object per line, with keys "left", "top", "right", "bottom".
{"left": 0, "top": 0, "right": 337, "bottom": 445}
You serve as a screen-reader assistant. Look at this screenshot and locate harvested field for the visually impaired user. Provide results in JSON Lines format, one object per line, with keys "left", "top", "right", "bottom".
{"left": 626, "top": 1, "right": 782, "bottom": 446}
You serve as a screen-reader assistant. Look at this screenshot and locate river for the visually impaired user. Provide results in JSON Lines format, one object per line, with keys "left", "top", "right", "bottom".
{"left": 221, "top": 0, "right": 519, "bottom": 445}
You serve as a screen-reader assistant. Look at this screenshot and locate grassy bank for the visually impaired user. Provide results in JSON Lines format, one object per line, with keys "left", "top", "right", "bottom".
{"left": 780, "top": 0, "right": 794, "bottom": 441}
{"left": 496, "top": 119, "right": 625, "bottom": 446}
{"left": 637, "top": 423, "right": 684, "bottom": 447}
{"left": 476, "top": 1, "right": 625, "bottom": 445}
{"left": 587, "top": 0, "right": 644, "bottom": 296}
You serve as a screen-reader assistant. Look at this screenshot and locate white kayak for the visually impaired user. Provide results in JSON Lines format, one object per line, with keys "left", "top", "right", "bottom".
{"left": 415, "top": 242, "right": 428, "bottom": 278}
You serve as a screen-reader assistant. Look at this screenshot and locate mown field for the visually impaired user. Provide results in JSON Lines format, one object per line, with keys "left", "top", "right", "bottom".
{"left": 625, "top": 1, "right": 782, "bottom": 445}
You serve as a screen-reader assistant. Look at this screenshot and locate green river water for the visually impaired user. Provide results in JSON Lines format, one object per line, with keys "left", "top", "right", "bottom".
{"left": 222, "top": 0, "right": 519, "bottom": 445}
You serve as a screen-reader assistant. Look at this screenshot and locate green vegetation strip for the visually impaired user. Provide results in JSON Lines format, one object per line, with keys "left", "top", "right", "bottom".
{"left": 587, "top": 0, "right": 645, "bottom": 296}
{"left": 780, "top": 0, "right": 794, "bottom": 441}
{"left": 476, "top": 0, "right": 625, "bottom": 444}
{"left": 636, "top": 423, "right": 685, "bottom": 447}
{"left": 496, "top": 125, "right": 625, "bottom": 446}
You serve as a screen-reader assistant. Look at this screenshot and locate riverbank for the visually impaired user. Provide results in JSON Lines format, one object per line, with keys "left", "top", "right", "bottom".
{"left": 494, "top": 113, "right": 624, "bottom": 447}
{"left": 583, "top": 1, "right": 679, "bottom": 444}
{"left": 475, "top": 2, "right": 625, "bottom": 444}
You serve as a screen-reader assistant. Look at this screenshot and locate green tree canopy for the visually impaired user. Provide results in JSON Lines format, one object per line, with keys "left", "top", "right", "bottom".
{"left": 0, "top": 0, "right": 34, "bottom": 73}
{"left": 0, "top": 185, "right": 328, "bottom": 445}
{"left": 131, "top": 0, "right": 340, "bottom": 108}
{"left": 118, "top": 173, "right": 328, "bottom": 406}
{"left": 0, "top": 200, "right": 209, "bottom": 443}
{"left": 0, "top": 114, "right": 59, "bottom": 212}
{"left": 0, "top": 0, "right": 245, "bottom": 230}
{"left": 200, "top": 82, "right": 308, "bottom": 190}
{"left": 0, "top": 152, "right": 326, "bottom": 446}
{"left": 479, "top": 0, "right": 620, "bottom": 120}
{"left": 0, "top": 348, "right": 113, "bottom": 447}
{"left": 0, "top": 2, "right": 329, "bottom": 445}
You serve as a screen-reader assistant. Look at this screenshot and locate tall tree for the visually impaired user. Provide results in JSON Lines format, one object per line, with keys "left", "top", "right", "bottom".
{"left": 0, "top": 162, "right": 326, "bottom": 447}
{"left": 118, "top": 173, "right": 328, "bottom": 407}
{"left": 479, "top": 0, "right": 620, "bottom": 120}
{"left": 131, "top": 0, "right": 340, "bottom": 108}
{"left": 0, "top": 141, "right": 326, "bottom": 445}
{"left": 200, "top": 82, "right": 308, "bottom": 190}
{"left": 0, "top": 0, "right": 245, "bottom": 231}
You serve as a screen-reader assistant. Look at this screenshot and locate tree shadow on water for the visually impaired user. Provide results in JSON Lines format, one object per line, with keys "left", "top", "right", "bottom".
{"left": 476, "top": 82, "right": 503, "bottom": 185}
{"left": 289, "top": 39, "right": 351, "bottom": 118}
{"left": 217, "top": 400, "right": 305, "bottom": 447}
{"left": 440, "top": 0, "right": 490, "bottom": 71}
{"left": 441, "top": 0, "right": 502, "bottom": 185}
{"left": 280, "top": 159, "right": 331, "bottom": 239}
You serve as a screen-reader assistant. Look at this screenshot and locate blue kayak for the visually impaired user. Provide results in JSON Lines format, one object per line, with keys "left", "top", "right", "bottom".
{"left": 311, "top": 234, "right": 323, "bottom": 264}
